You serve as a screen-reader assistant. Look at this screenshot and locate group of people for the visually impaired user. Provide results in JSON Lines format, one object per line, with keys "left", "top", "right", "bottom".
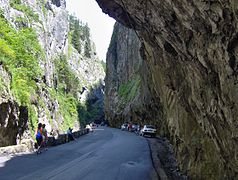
{"left": 127, "top": 123, "right": 140, "bottom": 134}
{"left": 35, "top": 124, "right": 77, "bottom": 152}
{"left": 35, "top": 123, "right": 48, "bottom": 153}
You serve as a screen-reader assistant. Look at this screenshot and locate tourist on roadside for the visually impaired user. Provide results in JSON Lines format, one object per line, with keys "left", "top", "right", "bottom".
{"left": 136, "top": 125, "right": 140, "bottom": 135}
{"left": 67, "top": 127, "right": 76, "bottom": 141}
{"left": 35, "top": 123, "right": 43, "bottom": 152}
{"left": 128, "top": 123, "right": 132, "bottom": 131}
{"left": 42, "top": 124, "right": 48, "bottom": 149}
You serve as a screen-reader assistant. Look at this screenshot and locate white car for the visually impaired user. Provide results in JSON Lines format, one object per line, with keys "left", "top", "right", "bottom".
{"left": 140, "top": 125, "right": 157, "bottom": 137}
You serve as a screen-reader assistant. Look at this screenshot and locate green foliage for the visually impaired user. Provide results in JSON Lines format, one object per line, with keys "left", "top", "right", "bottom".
{"left": 86, "top": 102, "right": 100, "bottom": 121}
{"left": 71, "top": 19, "right": 81, "bottom": 54}
{"left": 69, "top": 14, "right": 92, "bottom": 57}
{"left": 0, "top": 17, "right": 43, "bottom": 106}
{"left": 54, "top": 54, "right": 81, "bottom": 96}
{"left": 81, "top": 23, "right": 90, "bottom": 41}
{"left": 0, "top": 12, "right": 102, "bottom": 135}
{"left": 69, "top": 15, "right": 82, "bottom": 54}
{"left": 0, "top": 76, "right": 5, "bottom": 91}
{"left": 53, "top": 54, "right": 87, "bottom": 129}
{"left": 28, "top": 105, "right": 38, "bottom": 137}
{"left": 118, "top": 75, "right": 141, "bottom": 103}
{"left": 101, "top": 61, "right": 106, "bottom": 72}
{"left": 48, "top": 88, "right": 78, "bottom": 131}
{"left": 77, "top": 82, "right": 104, "bottom": 126}
{"left": 0, "top": 9, "right": 4, "bottom": 18}
{"left": 10, "top": 0, "right": 40, "bottom": 23}
{"left": 58, "top": 93, "right": 78, "bottom": 130}
{"left": 0, "top": 16, "right": 44, "bottom": 137}
{"left": 10, "top": 0, "right": 21, "bottom": 5}
{"left": 15, "top": 16, "right": 28, "bottom": 26}
{"left": 77, "top": 98, "right": 100, "bottom": 127}
{"left": 36, "top": 0, "right": 47, "bottom": 17}
{"left": 0, "top": 39, "right": 16, "bottom": 58}
{"left": 84, "top": 40, "right": 91, "bottom": 58}
{"left": 77, "top": 103, "right": 87, "bottom": 127}
{"left": 82, "top": 23, "right": 91, "bottom": 58}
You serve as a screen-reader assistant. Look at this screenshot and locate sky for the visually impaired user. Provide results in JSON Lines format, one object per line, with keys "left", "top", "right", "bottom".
{"left": 66, "top": 0, "right": 115, "bottom": 61}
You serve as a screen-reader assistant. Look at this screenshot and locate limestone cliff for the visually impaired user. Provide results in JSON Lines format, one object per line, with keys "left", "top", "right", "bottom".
{"left": 105, "top": 22, "right": 154, "bottom": 126}
{"left": 99, "top": 0, "right": 238, "bottom": 179}
{"left": 0, "top": 0, "right": 105, "bottom": 147}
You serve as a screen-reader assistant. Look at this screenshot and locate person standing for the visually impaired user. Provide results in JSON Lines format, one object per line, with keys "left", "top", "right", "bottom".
{"left": 42, "top": 124, "right": 48, "bottom": 149}
{"left": 35, "top": 123, "right": 43, "bottom": 153}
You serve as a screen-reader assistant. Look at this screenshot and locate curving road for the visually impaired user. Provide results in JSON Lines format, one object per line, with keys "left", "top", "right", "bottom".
{"left": 0, "top": 127, "right": 155, "bottom": 180}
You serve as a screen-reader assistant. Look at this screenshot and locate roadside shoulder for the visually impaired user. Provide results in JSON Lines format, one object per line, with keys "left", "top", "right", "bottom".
{"left": 147, "top": 137, "right": 187, "bottom": 180}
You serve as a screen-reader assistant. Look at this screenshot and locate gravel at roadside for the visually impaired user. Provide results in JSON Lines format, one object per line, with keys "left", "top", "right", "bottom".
{"left": 147, "top": 137, "right": 187, "bottom": 180}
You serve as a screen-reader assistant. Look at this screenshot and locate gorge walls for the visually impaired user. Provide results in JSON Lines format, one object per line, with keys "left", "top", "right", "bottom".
{"left": 99, "top": 0, "right": 238, "bottom": 179}
{"left": 0, "top": 0, "right": 105, "bottom": 147}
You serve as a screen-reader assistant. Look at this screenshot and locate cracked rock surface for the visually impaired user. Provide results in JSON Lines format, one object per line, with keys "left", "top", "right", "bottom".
{"left": 99, "top": 0, "right": 238, "bottom": 179}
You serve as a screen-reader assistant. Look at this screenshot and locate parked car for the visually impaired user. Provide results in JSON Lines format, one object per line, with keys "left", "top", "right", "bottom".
{"left": 140, "top": 125, "right": 157, "bottom": 137}
{"left": 121, "top": 123, "right": 128, "bottom": 131}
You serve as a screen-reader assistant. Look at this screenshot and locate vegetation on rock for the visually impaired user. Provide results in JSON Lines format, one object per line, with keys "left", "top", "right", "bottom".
{"left": 0, "top": 15, "right": 44, "bottom": 136}
{"left": 69, "top": 15, "right": 92, "bottom": 58}
{"left": 118, "top": 75, "right": 141, "bottom": 103}
{"left": 0, "top": 1, "right": 105, "bottom": 144}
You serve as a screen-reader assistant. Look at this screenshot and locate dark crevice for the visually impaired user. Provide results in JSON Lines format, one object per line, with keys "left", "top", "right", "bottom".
{"left": 227, "top": 33, "right": 238, "bottom": 74}
{"left": 164, "top": 41, "right": 178, "bottom": 57}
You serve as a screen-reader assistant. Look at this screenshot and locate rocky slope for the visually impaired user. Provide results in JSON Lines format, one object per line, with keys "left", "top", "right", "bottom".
{"left": 99, "top": 0, "right": 238, "bottom": 179}
{"left": 0, "top": 0, "right": 105, "bottom": 147}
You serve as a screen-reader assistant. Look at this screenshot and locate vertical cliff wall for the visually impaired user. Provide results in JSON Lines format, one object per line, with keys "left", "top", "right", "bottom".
{"left": 0, "top": 0, "right": 105, "bottom": 147}
{"left": 105, "top": 22, "right": 161, "bottom": 128}
{"left": 99, "top": 0, "right": 238, "bottom": 179}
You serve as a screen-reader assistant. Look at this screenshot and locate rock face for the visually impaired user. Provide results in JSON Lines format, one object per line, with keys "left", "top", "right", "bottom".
{"left": 105, "top": 22, "right": 153, "bottom": 126}
{"left": 0, "top": 0, "right": 105, "bottom": 147}
{"left": 0, "top": 60, "right": 28, "bottom": 147}
{"left": 99, "top": 0, "right": 238, "bottom": 179}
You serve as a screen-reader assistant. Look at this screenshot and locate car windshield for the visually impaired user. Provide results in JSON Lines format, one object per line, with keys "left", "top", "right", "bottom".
{"left": 146, "top": 125, "right": 155, "bottom": 129}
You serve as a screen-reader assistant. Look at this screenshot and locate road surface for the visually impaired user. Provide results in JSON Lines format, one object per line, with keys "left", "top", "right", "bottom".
{"left": 0, "top": 127, "right": 155, "bottom": 180}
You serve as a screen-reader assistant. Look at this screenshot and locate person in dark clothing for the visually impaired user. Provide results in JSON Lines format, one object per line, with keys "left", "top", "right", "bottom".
{"left": 67, "top": 127, "right": 75, "bottom": 141}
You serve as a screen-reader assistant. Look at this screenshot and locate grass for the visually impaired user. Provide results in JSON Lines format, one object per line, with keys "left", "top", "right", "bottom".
{"left": 118, "top": 75, "right": 141, "bottom": 103}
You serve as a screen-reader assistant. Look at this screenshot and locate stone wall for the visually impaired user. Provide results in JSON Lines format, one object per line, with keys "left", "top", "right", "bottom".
{"left": 0, "top": 129, "right": 89, "bottom": 155}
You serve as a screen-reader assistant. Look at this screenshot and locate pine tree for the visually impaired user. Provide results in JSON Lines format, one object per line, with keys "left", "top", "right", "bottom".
{"left": 83, "top": 23, "right": 91, "bottom": 58}
{"left": 71, "top": 19, "right": 81, "bottom": 54}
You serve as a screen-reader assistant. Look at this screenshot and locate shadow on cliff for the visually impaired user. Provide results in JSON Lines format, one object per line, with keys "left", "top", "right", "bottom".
{"left": 0, "top": 102, "right": 28, "bottom": 147}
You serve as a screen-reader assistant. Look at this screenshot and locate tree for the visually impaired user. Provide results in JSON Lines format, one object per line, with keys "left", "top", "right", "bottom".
{"left": 71, "top": 19, "right": 81, "bottom": 54}
{"left": 83, "top": 23, "right": 91, "bottom": 58}
{"left": 84, "top": 40, "right": 91, "bottom": 58}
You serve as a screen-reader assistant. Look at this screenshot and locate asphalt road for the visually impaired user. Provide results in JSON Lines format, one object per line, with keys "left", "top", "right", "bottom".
{"left": 0, "top": 127, "right": 155, "bottom": 180}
